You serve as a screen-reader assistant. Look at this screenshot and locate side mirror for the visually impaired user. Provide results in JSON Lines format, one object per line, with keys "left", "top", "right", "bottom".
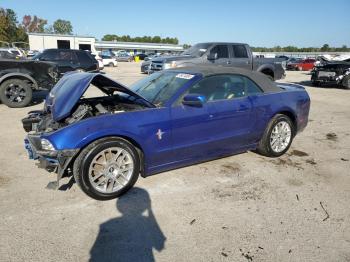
{"left": 182, "top": 94, "right": 206, "bottom": 107}
{"left": 207, "top": 53, "right": 217, "bottom": 60}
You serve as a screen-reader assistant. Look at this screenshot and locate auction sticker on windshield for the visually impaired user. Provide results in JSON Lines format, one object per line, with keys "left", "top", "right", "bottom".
{"left": 176, "top": 73, "right": 195, "bottom": 79}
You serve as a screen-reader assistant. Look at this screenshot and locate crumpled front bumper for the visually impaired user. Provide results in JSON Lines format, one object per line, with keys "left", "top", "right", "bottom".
{"left": 24, "top": 135, "right": 79, "bottom": 188}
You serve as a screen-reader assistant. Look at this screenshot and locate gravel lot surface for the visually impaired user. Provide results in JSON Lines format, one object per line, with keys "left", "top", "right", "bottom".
{"left": 0, "top": 62, "right": 349, "bottom": 262}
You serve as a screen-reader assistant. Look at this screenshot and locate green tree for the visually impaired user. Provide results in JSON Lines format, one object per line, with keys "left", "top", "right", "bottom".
{"left": 320, "top": 44, "right": 330, "bottom": 52}
{"left": 340, "top": 45, "right": 347, "bottom": 52}
{"left": 53, "top": 19, "right": 73, "bottom": 34}
{"left": 44, "top": 25, "right": 54, "bottom": 33}
{"left": 0, "top": 8, "right": 27, "bottom": 43}
{"left": 101, "top": 34, "right": 180, "bottom": 44}
{"left": 183, "top": 44, "right": 191, "bottom": 49}
{"left": 22, "top": 15, "right": 47, "bottom": 33}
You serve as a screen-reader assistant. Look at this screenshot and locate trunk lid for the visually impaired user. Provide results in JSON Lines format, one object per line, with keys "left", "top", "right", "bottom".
{"left": 277, "top": 83, "right": 305, "bottom": 91}
{"left": 45, "top": 72, "right": 155, "bottom": 121}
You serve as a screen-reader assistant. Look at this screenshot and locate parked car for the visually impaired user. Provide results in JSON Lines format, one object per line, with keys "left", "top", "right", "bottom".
{"left": 141, "top": 55, "right": 162, "bottom": 73}
{"left": 26, "top": 50, "right": 40, "bottom": 58}
{"left": 276, "top": 55, "right": 289, "bottom": 60}
{"left": 144, "top": 54, "right": 159, "bottom": 61}
{"left": 101, "top": 55, "right": 118, "bottom": 67}
{"left": 92, "top": 53, "right": 104, "bottom": 70}
{"left": 0, "top": 48, "right": 18, "bottom": 60}
{"left": 134, "top": 53, "right": 148, "bottom": 60}
{"left": 288, "top": 58, "right": 316, "bottom": 71}
{"left": 0, "top": 60, "right": 58, "bottom": 107}
{"left": 8, "top": 47, "right": 25, "bottom": 59}
{"left": 32, "top": 49, "right": 99, "bottom": 74}
{"left": 100, "top": 50, "right": 116, "bottom": 57}
{"left": 115, "top": 53, "right": 134, "bottom": 62}
{"left": 311, "top": 61, "right": 350, "bottom": 89}
{"left": 141, "top": 60, "right": 152, "bottom": 73}
{"left": 286, "top": 58, "right": 303, "bottom": 70}
{"left": 22, "top": 66, "right": 310, "bottom": 200}
{"left": 145, "top": 42, "right": 286, "bottom": 80}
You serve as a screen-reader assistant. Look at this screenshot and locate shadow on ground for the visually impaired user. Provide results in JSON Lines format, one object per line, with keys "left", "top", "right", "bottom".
{"left": 90, "top": 187, "right": 166, "bottom": 262}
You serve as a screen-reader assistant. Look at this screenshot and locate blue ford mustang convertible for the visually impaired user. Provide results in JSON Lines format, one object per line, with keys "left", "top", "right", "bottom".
{"left": 22, "top": 66, "right": 310, "bottom": 200}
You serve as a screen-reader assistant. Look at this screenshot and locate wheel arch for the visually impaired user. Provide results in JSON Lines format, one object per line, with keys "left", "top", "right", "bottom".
{"left": 259, "top": 68, "right": 274, "bottom": 79}
{"left": 0, "top": 73, "right": 38, "bottom": 89}
{"left": 69, "top": 134, "right": 146, "bottom": 177}
{"left": 275, "top": 110, "right": 298, "bottom": 134}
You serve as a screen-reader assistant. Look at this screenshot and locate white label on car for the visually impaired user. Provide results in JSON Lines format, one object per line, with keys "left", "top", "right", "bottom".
{"left": 176, "top": 73, "right": 195, "bottom": 79}
{"left": 318, "top": 71, "right": 336, "bottom": 77}
{"left": 199, "top": 49, "right": 207, "bottom": 52}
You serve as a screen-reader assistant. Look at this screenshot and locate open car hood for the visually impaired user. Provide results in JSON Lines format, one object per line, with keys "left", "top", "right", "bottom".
{"left": 45, "top": 72, "right": 155, "bottom": 121}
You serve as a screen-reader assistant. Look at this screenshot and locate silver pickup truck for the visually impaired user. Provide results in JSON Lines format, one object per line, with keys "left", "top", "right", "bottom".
{"left": 141, "top": 42, "right": 286, "bottom": 80}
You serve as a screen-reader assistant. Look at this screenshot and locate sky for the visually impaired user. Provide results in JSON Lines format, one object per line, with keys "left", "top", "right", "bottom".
{"left": 1, "top": 0, "right": 350, "bottom": 47}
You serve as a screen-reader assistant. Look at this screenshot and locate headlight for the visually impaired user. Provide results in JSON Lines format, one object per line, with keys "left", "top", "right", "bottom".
{"left": 163, "top": 61, "right": 177, "bottom": 70}
{"left": 41, "top": 138, "right": 55, "bottom": 151}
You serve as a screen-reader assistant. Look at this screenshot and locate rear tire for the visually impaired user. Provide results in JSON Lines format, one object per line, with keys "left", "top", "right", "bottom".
{"left": 0, "top": 79, "right": 33, "bottom": 108}
{"left": 108, "top": 62, "right": 114, "bottom": 67}
{"left": 73, "top": 137, "right": 140, "bottom": 200}
{"left": 256, "top": 114, "right": 294, "bottom": 157}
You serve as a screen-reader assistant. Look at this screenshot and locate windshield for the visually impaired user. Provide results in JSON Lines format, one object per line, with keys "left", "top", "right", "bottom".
{"left": 130, "top": 72, "right": 195, "bottom": 106}
{"left": 32, "top": 52, "right": 42, "bottom": 60}
{"left": 182, "top": 43, "right": 211, "bottom": 57}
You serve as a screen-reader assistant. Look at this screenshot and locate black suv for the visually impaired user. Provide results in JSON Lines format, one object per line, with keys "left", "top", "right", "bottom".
{"left": 0, "top": 60, "right": 58, "bottom": 107}
{"left": 33, "top": 49, "right": 99, "bottom": 74}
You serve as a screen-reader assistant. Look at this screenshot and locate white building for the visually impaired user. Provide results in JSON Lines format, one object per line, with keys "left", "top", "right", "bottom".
{"left": 28, "top": 33, "right": 184, "bottom": 55}
{"left": 28, "top": 33, "right": 96, "bottom": 53}
{"left": 95, "top": 41, "right": 184, "bottom": 54}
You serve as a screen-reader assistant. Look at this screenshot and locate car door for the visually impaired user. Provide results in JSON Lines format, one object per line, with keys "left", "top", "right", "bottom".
{"left": 203, "top": 74, "right": 256, "bottom": 152}
{"left": 170, "top": 74, "right": 256, "bottom": 161}
{"left": 207, "top": 44, "right": 231, "bottom": 66}
{"left": 230, "top": 44, "right": 252, "bottom": 70}
{"left": 170, "top": 99, "right": 213, "bottom": 162}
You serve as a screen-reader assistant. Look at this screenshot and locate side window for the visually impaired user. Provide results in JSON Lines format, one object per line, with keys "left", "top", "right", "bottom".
{"left": 210, "top": 45, "right": 229, "bottom": 59}
{"left": 41, "top": 50, "right": 59, "bottom": 60}
{"left": 232, "top": 45, "right": 248, "bottom": 58}
{"left": 77, "top": 51, "right": 93, "bottom": 64}
{"left": 70, "top": 51, "right": 79, "bottom": 62}
{"left": 245, "top": 77, "right": 263, "bottom": 95}
{"left": 57, "top": 50, "right": 73, "bottom": 61}
{"left": 187, "top": 75, "right": 246, "bottom": 101}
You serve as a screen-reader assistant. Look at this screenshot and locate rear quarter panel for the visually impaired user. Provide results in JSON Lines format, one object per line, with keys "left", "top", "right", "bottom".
{"left": 250, "top": 88, "right": 310, "bottom": 141}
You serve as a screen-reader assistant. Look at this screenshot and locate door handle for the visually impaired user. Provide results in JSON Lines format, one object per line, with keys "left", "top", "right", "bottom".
{"left": 226, "top": 61, "right": 231, "bottom": 65}
{"left": 237, "top": 105, "right": 249, "bottom": 112}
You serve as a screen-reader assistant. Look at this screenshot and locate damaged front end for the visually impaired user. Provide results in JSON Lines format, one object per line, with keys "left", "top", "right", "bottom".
{"left": 311, "top": 62, "right": 350, "bottom": 88}
{"left": 22, "top": 72, "right": 154, "bottom": 189}
{"left": 24, "top": 132, "right": 79, "bottom": 189}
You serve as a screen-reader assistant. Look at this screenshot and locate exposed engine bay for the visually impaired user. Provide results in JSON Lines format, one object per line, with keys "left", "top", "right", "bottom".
{"left": 22, "top": 94, "right": 145, "bottom": 133}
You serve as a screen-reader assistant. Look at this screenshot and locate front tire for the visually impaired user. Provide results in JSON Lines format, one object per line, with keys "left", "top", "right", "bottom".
{"left": 73, "top": 137, "right": 140, "bottom": 200}
{"left": 257, "top": 114, "right": 294, "bottom": 157}
{"left": 0, "top": 79, "right": 33, "bottom": 108}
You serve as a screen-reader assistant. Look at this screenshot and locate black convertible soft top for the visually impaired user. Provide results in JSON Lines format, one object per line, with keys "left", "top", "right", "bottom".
{"left": 167, "top": 65, "right": 282, "bottom": 93}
